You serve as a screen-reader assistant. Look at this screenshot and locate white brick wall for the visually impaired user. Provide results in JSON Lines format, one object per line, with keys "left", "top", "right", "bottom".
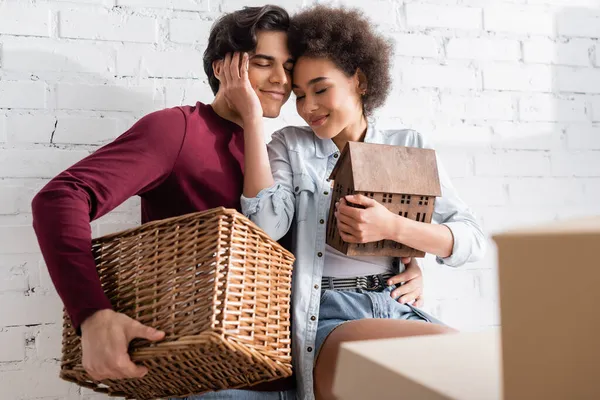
{"left": 1, "top": 0, "right": 600, "bottom": 398}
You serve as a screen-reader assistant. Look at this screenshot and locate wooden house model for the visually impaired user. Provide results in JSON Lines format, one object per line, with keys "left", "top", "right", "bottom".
{"left": 326, "top": 142, "right": 441, "bottom": 258}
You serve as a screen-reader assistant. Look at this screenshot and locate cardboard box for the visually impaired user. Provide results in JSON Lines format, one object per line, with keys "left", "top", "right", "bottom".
{"left": 332, "top": 330, "right": 502, "bottom": 400}
{"left": 494, "top": 217, "right": 600, "bottom": 400}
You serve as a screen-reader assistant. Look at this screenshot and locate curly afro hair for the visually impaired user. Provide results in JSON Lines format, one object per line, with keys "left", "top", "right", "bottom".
{"left": 288, "top": 6, "right": 393, "bottom": 115}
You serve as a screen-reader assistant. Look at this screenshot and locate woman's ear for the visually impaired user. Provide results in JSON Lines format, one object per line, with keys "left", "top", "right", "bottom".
{"left": 355, "top": 68, "right": 368, "bottom": 96}
{"left": 212, "top": 59, "right": 223, "bottom": 81}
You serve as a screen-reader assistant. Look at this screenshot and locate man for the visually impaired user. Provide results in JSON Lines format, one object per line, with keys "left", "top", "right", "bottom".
{"left": 31, "top": 5, "right": 295, "bottom": 399}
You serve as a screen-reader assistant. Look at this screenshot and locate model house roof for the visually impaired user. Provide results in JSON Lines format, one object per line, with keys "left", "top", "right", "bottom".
{"left": 329, "top": 142, "right": 442, "bottom": 197}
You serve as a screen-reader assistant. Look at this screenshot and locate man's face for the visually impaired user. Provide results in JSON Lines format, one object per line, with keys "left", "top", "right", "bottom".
{"left": 247, "top": 30, "right": 294, "bottom": 118}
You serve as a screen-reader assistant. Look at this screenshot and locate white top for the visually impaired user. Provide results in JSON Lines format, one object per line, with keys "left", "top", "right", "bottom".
{"left": 323, "top": 245, "right": 395, "bottom": 277}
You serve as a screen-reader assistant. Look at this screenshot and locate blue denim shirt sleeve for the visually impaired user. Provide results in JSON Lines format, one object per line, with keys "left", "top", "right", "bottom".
{"left": 411, "top": 131, "right": 487, "bottom": 267}
{"left": 240, "top": 130, "right": 295, "bottom": 241}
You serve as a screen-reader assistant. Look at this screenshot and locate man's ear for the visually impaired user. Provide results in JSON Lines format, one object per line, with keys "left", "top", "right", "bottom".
{"left": 355, "top": 68, "right": 368, "bottom": 96}
{"left": 212, "top": 59, "right": 223, "bottom": 81}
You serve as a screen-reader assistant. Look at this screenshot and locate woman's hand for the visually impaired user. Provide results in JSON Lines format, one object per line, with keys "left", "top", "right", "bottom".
{"left": 387, "top": 257, "right": 424, "bottom": 307}
{"left": 334, "top": 194, "right": 401, "bottom": 243}
{"left": 217, "top": 52, "right": 263, "bottom": 123}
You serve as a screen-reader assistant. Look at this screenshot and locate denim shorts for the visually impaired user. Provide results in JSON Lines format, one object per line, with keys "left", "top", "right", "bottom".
{"left": 175, "top": 388, "right": 296, "bottom": 400}
{"left": 315, "top": 285, "right": 443, "bottom": 359}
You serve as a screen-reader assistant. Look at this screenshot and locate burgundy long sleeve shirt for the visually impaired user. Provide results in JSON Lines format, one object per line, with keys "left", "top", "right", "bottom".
{"left": 32, "top": 102, "right": 245, "bottom": 330}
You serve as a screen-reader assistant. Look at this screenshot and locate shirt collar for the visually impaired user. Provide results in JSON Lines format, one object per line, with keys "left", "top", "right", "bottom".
{"left": 313, "top": 119, "right": 378, "bottom": 158}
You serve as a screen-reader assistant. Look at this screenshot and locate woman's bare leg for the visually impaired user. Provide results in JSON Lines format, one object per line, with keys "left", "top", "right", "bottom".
{"left": 313, "top": 319, "right": 457, "bottom": 400}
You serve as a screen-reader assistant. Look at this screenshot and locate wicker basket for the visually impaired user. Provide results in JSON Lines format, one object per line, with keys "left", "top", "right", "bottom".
{"left": 60, "top": 207, "right": 295, "bottom": 399}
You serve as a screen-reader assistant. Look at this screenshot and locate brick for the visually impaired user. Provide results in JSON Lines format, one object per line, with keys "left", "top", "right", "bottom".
{"left": 219, "top": 0, "right": 303, "bottom": 14}
{"left": 492, "top": 122, "right": 564, "bottom": 151}
{"left": 117, "top": 46, "right": 204, "bottom": 78}
{"left": 117, "top": 0, "right": 209, "bottom": 11}
{"left": 519, "top": 94, "right": 587, "bottom": 122}
{"left": 592, "top": 97, "right": 600, "bottom": 122}
{"left": 439, "top": 92, "right": 514, "bottom": 121}
{"left": 169, "top": 18, "right": 213, "bottom": 44}
{"left": 476, "top": 269, "right": 499, "bottom": 302}
{"left": 446, "top": 38, "right": 520, "bottom": 62}
{"left": 426, "top": 267, "right": 478, "bottom": 300}
{"left": 347, "top": 0, "right": 402, "bottom": 27}
{"left": 391, "top": 34, "right": 440, "bottom": 59}
{"left": 0, "top": 363, "right": 72, "bottom": 398}
{"left": 551, "top": 152, "right": 600, "bottom": 177}
{"left": 165, "top": 81, "right": 214, "bottom": 107}
{"left": 35, "top": 325, "right": 62, "bottom": 360}
{"left": 480, "top": 205, "right": 558, "bottom": 234}
{"left": 475, "top": 152, "right": 551, "bottom": 177}
{"left": 0, "top": 115, "right": 6, "bottom": 143}
{"left": 557, "top": 9, "right": 600, "bottom": 38}
{"left": 0, "top": 330, "right": 25, "bottom": 362}
{"left": 556, "top": 67, "right": 600, "bottom": 94}
{"left": 428, "top": 125, "right": 493, "bottom": 148}
{"left": 451, "top": 178, "right": 508, "bottom": 206}
{"left": 0, "top": 81, "right": 46, "bottom": 109}
{"left": 0, "top": 4, "right": 50, "bottom": 37}
{"left": 0, "top": 254, "right": 36, "bottom": 292}
{"left": 0, "top": 148, "right": 89, "bottom": 178}
{"left": 1, "top": 38, "right": 115, "bottom": 74}
{"left": 437, "top": 298, "right": 499, "bottom": 330}
{"left": 484, "top": 5, "right": 556, "bottom": 36}
{"left": 60, "top": 10, "right": 157, "bottom": 43}
{"left": 566, "top": 125, "right": 600, "bottom": 150}
{"left": 483, "top": 64, "right": 553, "bottom": 93}
{"left": 402, "top": 64, "right": 479, "bottom": 90}
{"left": 406, "top": 4, "right": 482, "bottom": 30}
{"left": 0, "top": 183, "right": 39, "bottom": 215}
{"left": 380, "top": 90, "right": 438, "bottom": 119}
{"left": 81, "top": 388, "right": 113, "bottom": 400}
{"left": 508, "top": 178, "right": 583, "bottom": 206}
{"left": 523, "top": 38, "right": 593, "bottom": 67}
{"left": 6, "top": 113, "right": 55, "bottom": 143}
{"left": 53, "top": 116, "right": 120, "bottom": 145}
{"left": 0, "top": 293, "right": 62, "bottom": 326}
{"left": 56, "top": 83, "right": 161, "bottom": 112}
{"left": 54, "top": 0, "right": 114, "bottom": 3}
{"left": 0, "top": 226, "right": 41, "bottom": 254}
{"left": 436, "top": 152, "right": 473, "bottom": 178}
{"left": 581, "top": 178, "right": 600, "bottom": 204}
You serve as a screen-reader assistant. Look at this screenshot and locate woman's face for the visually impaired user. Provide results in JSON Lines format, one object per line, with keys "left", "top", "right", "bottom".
{"left": 292, "top": 57, "right": 363, "bottom": 140}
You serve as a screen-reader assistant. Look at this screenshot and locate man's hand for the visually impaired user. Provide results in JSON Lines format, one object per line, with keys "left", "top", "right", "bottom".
{"left": 334, "top": 195, "right": 399, "bottom": 243}
{"left": 80, "top": 309, "right": 165, "bottom": 381}
{"left": 218, "top": 52, "right": 263, "bottom": 123}
{"left": 387, "top": 257, "right": 424, "bottom": 307}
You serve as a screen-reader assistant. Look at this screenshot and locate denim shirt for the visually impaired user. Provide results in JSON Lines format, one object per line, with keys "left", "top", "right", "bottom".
{"left": 240, "top": 122, "right": 486, "bottom": 400}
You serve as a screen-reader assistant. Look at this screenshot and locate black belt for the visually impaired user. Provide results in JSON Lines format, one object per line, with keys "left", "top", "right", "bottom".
{"left": 321, "top": 273, "right": 395, "bottom": 291}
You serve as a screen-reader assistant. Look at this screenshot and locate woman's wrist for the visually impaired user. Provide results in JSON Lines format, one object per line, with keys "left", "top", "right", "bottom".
{"left": 390, "top": 213, "right": 413, "bottom": 243}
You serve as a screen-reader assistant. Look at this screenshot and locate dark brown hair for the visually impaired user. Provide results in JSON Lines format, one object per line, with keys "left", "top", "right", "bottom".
{"left": 288, "top": 6, "right": 393, "bottom": 115}
{"left": 203, "top": 5, "right": 290, "bottom": 94}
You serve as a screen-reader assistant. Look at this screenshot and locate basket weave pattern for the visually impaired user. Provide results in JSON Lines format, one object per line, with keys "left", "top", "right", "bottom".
{"left": 60, "top": 208, "right": 294, "bottom": 399}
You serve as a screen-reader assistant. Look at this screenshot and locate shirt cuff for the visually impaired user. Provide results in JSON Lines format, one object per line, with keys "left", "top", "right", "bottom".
{"left": 435, "top": 222, "right": 469, "bottom": 267}
{"left": 240, "top": 183, "right": 281, "bottom": 216}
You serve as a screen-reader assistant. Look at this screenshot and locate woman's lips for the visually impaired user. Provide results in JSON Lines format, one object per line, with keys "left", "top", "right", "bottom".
{"left": 310, "top": 115, "right": 329, "bottom": 126}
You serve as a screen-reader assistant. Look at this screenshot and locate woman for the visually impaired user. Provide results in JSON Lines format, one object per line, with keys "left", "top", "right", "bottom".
{"left": 226, "top": 6, "right": 486, "bottom": 400}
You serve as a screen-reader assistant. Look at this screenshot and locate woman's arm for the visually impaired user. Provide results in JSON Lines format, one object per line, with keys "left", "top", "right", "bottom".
{"left": 240, "top": 130, "right": 296, "bottom": 241}
{"left": 335, "top": 132, "right": 486, "bottom": 268}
